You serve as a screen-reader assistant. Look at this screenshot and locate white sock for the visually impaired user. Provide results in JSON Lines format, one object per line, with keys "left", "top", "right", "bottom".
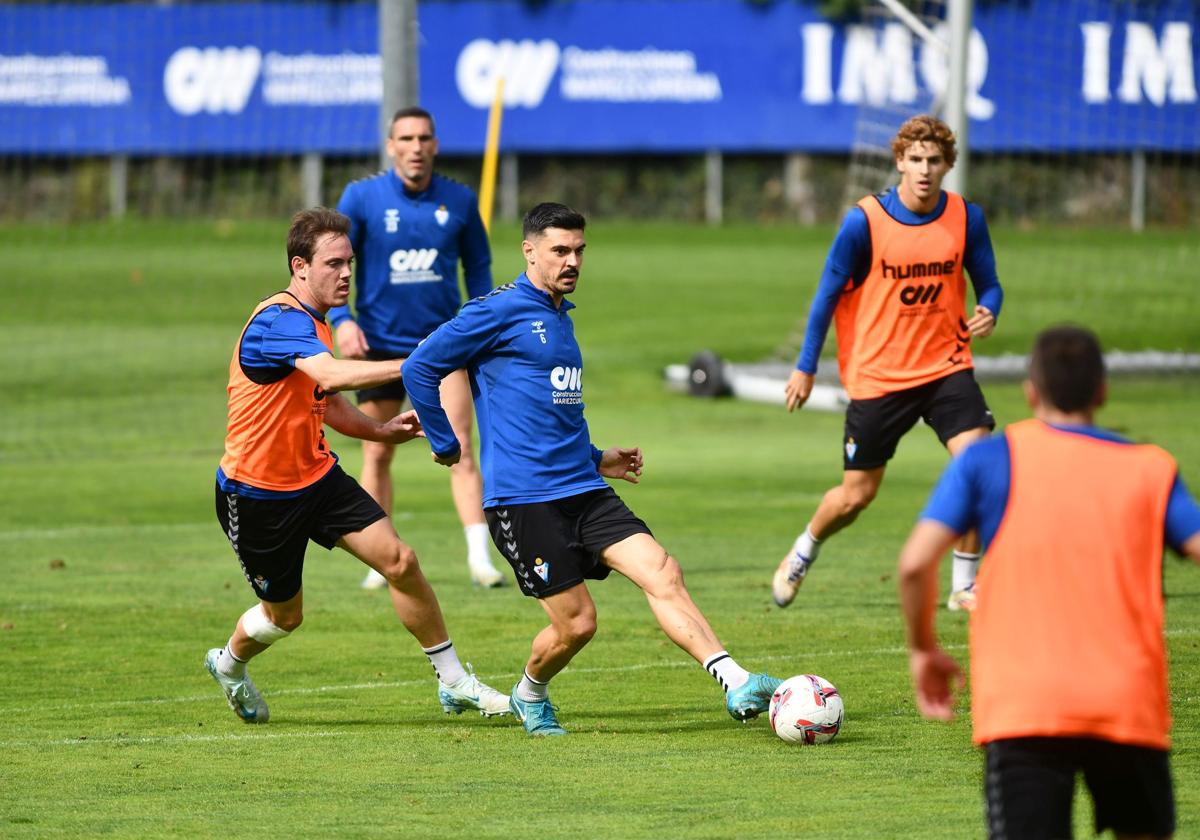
{"left": 796, "top": 525, "right": 821, "bottom": 564}
{"left": 516, "top": 670, "right": 549, "bottom": 702}
{"left": 423, "top": 640, "right": 467, "bottom": 686}
{"left": 217, "top": 643, "right": 248, "bottom": 678}
{"left": 465, "top": 523, "right": 494, "bottom": 569}
{"left": 703, "top": 651, "right": 750, "bottom": 693}
{"left": 952, "top": 551, "right": 981, "bottom": 592}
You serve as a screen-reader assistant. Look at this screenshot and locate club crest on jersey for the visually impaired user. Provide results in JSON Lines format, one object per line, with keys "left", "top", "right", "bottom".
{"left": 434, "top": 204, "right": 449, "bottom": 226}
{"left": 845, "top": 437, "right": 857, "bottom": 461}
{"left": 533, "top": 557, "right": 550, "bottom": 583}
{"left": 384, "top": 208, "right": 399, "bottom": 233}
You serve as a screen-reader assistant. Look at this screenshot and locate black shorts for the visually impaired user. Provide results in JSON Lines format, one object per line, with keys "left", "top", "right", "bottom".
{"left": 214, "top": 465, "right": 387, "bottom": 602}
{"left": 485, "top": 487, "right": 653, "bottom": 598}
{"left": 984, "top": 737, "right": 1175, "bottom": 840}
{"left": 356, "top": 349, "right": 408, "bottom": 404}
{"left": 843, "top": 369, "right": 994, "bottom": 470}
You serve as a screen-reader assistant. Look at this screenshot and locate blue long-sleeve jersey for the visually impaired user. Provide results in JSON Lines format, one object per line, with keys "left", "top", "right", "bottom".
{"left": 797, "top": 188, "right": 1003, "bottom": 374}
{"left": 921, "top": 424, "right": 1200, "bottom": 552}
{"left": 329, "top": 170, "right": 492, "bottom": 355}
{"left": 402, "top": 275, "right": 608, "bottom": 507}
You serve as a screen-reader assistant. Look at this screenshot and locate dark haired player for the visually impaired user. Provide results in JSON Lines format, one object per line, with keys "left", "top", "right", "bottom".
{"left": 900, "top": 325, "right": 1200, "bottom": 839}
{"left": 403, "top": 202, "right": 784, "bottom": 736}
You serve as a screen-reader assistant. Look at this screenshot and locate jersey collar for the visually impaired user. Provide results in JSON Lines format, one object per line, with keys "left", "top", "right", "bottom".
{"left": 280, "top": 290, "right": 329, "bottom": 323}
{"left": 884, "top": 185, "right": 948, "bottom": 224}
{"left": 388, "top": 169, "right": 434, "bottom": 200}
{"left": 517, "top": 273, "right": 576, "bottom": 312}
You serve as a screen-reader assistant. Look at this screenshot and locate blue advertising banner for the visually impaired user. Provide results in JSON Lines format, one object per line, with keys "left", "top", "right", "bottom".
{"left": 0, "top": 1, "right": 1195, "bottom": 154}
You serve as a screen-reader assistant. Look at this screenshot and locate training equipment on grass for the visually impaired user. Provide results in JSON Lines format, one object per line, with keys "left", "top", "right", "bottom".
{"left": 769, "top": 674, "right": 844, "bottom": 745}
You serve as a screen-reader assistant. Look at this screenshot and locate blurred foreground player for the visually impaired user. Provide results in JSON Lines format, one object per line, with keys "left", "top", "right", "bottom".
{"left": 899, "top": 325, "right": 1200, "bottom": 839}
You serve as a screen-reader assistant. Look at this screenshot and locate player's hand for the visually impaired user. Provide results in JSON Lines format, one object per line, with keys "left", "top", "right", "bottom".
{"left": 785, "top": 370, "right": 815, "bottom": 413}
{"left": 599, "top": 446, "right": 643, "bottom": 484}
{"left": 380, "top": 409, "right": 424, "bottom": 444}
{"left": 909, "top": 647, "right": 965, "bottom": 721}
{"left": 432, "top": 449, "right": 461, "bottom": 467}
{"left": 336, "top": 320, "right": 370, "bottom": 359}
{"left": 966, "top": 305, "right": 995, "bottom": 338}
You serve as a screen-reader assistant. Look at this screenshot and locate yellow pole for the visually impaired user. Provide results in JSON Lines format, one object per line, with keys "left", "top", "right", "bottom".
{"left": 478, "top": 77, "right": 505, "bottom": 233}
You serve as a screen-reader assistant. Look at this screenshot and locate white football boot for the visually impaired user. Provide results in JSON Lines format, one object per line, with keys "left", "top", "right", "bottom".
{"left": 772, "top": 552, "right": 810, "bottom": 608}
{"left": 205, "top": 648, "right": 269, "bottom": 723}
{"left": 438, "top": 666, "right": 512, "bottom": 717}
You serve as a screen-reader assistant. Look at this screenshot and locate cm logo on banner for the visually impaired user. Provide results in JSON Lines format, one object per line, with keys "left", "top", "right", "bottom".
{"left": 456, "top": 39, "right": 560, "bottom": 108}
{"left": 164, "top": 46, "right": 261, "bottom": 116}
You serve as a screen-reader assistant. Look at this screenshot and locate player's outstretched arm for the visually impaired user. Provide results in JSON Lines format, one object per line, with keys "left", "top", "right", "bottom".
{"left": 598, "top": 447, "right": 643, "bottom": 484}
{"left": 403, "top": 299, "right": 500, "bottom": 464}
{"left": 294, "top": 352, "right": 402, "bottom": 393}
{"left": 376, "top": 409, "right": 424, "bottom": 445}
{"left": 898, "top": 520, "right": 965, "bottom": 720}
{"left": 324, "top": 394, "right": 423, "bottom": 444}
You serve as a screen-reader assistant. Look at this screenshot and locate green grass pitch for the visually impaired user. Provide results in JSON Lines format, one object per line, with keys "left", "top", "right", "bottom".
{"left": 2, "top": 219, "right": 1198, "bottom": 838}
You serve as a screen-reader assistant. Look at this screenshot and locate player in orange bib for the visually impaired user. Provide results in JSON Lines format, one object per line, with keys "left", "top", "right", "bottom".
{"left": 772, "top": 115, "right": 1003, "bottom": 612}
{"left": 899, "top": 326, "right": 1200, "bottom": 839}
{"left": 205, "top": 208, "right": 510, "bottom": 724}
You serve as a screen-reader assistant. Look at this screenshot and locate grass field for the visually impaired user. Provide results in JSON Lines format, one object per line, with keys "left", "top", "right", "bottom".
{"left": 2, "top": 220, "right": 1198, "bottom": 838}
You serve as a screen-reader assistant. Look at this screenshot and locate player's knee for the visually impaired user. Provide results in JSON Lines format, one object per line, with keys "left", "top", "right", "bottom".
{"left": 243, "top": 603, "right": 299, "bottom": 641}
{"left": 841, "top": 485, "right": 878, "bottom": 514}
{"left": 563, "top": 613, "right": 597, "bottom": 647}
{"left": 381, "top": 542, "right": 420, "bottom": 585}
{"left": 272, "top": 611, "right": 304, "bottom": 633}
{"left": 643, "top": 550, "right": 686, "bottom": 595}
{"left": 362, "top": 440, "right": 394, "bottom": 468}
{"left": 656, "top": 553, "right": 688, "bottom": 592}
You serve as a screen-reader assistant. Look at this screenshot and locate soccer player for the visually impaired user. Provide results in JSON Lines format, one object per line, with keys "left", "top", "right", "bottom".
{"left": 899, "top": 325, "right": 1200, "bottom": 840}
{"left": 402, "top": 203, "right": 784, "bottom": 736}
{"left": 772, "top": 114, "right": 1003, "bottom": 612}
{"left": 330, "top": 106, "right": 506, "bottom": 590}
{"left": 205, "top": 208, "right": 509, "bottom": 724}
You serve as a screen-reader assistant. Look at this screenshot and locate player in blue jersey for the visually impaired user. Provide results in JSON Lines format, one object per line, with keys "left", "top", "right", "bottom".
{"left": 402, "top": 203, "right": 784, "bottom": 736}
{"left": 899, "top": 325, "right": 1200, "bottom": 839}
{"left": 330, "top": 106, "right": 506, "bottom": 590}
{"left": 772, "top": 115, "right": 1003, "bottom": 614}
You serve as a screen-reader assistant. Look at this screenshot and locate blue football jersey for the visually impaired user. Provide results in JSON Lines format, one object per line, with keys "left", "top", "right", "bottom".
{"left": 402, "top": 275, "right": 608, "bottom": 507}
{"left": 329, "top": 170, "right": 492, "bottom": 355}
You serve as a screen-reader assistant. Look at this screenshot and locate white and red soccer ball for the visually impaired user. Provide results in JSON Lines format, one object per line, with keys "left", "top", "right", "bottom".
{"left": 769, "top": 674, "right": 844, "bottom": 745}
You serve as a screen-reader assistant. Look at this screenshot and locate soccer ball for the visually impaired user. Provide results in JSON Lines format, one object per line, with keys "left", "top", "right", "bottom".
{"left": 769, "top": 674, "right": 844, "bottom": 745}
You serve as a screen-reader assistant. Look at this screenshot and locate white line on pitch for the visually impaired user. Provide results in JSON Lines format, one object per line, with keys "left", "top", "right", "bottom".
{"left": 0, "top": 645, "right": 958, "bottom": 717}
{"left": 2, "top": 629, "right": 1195, "bottom": 720}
